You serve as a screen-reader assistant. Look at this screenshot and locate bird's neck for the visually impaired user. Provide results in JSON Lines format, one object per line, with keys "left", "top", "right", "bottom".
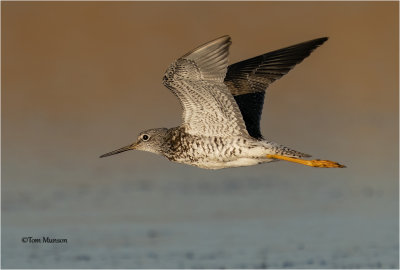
{"left": 160, "top": 127, "right": 187, "bottom": 160}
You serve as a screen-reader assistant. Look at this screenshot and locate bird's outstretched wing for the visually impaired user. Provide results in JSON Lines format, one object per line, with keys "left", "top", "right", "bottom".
{"left": 163, "top": 36, "right": 249, "bottom": 137}
{"left": 224, "top": 37, "right": 328, "bottom": 139}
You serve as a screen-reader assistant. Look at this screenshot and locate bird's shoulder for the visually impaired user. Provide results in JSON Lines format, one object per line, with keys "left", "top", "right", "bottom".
{"left": 163, "top": 59, "right": 202, "bottom": 86}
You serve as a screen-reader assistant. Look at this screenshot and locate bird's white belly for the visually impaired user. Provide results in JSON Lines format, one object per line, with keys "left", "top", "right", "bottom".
{"left": 192, "top": 157, "right": 275, "bottom": 169}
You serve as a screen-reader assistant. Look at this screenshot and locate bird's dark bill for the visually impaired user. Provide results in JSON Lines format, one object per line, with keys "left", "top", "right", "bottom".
{"left": 99, "top": 144, "right": 134, "bottom": 158}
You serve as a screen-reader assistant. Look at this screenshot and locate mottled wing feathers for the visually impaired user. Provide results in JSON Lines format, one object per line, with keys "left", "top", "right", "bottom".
{"left": 225, "top": 37, "right": 328, "bottom": 138}
{"left": 163, "top": 36, "right": 249, "bottom": 137}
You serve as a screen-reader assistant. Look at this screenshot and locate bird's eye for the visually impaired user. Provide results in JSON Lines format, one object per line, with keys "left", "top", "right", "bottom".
{"left": 142, "top": 134, "right": 149, "bottom": 141}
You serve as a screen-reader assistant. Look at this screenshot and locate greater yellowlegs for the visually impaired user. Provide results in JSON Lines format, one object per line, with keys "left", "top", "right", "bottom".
{"left": 100, "top": 36, "right": 345, "bottom": 169}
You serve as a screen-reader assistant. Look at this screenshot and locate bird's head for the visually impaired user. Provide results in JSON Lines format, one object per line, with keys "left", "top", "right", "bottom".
{"left": 100, "top": 128, "right": 169, "bottom": 158}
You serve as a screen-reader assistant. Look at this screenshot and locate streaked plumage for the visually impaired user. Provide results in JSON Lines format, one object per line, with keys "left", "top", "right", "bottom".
{"left": 100, "top": 36, "right": 345, "bottom": 169}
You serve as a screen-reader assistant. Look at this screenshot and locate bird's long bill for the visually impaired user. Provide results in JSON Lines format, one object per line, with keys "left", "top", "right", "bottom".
{"left": 99, "top": 143, "right": 137, "bottom": 158}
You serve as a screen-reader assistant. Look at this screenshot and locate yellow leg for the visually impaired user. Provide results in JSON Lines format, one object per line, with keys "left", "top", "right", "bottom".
{"left": 266, "top": 154, "right": 346, "bottom": 168}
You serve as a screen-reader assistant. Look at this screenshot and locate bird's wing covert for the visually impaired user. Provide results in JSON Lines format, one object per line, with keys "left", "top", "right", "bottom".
{"left": 163, "top": 36, "right": 249, "bottom": 137}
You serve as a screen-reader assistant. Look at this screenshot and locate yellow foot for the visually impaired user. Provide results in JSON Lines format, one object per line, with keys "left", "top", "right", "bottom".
{"left": 266, "top": 154, "right": 346, "bottom": 168}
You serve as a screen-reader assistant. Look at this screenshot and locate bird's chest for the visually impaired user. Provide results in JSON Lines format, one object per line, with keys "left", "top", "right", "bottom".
{"left": 165, "top": 134, "right": 256, "bottom": 165}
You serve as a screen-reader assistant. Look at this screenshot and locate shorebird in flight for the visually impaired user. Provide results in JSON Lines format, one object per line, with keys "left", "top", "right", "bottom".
{"left": 100, "top": 36, "right": 345, "bottom": 169}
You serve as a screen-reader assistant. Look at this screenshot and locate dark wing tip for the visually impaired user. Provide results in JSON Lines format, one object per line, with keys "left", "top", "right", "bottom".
{"left": 315, "top": 36, "right": 329, "bottom": 43}
{"left": 307, "top": 36, "right": 329, "bottom": 48}
{"left": 281, "top": 36, "right": 329, "bottom": 57}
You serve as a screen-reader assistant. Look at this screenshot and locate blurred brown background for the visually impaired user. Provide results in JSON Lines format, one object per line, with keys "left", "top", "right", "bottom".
{"left": 2, "top": 2, "right": 398, "bottom": 268}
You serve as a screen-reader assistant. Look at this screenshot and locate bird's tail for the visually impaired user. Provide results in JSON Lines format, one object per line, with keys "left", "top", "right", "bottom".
{"left": 270, "top": 143, "right": 311, "bottom": 158}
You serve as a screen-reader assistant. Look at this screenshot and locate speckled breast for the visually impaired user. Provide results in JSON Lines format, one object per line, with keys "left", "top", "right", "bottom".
{"left": 163, "top": 127, "right": 258, "bottom": 166}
